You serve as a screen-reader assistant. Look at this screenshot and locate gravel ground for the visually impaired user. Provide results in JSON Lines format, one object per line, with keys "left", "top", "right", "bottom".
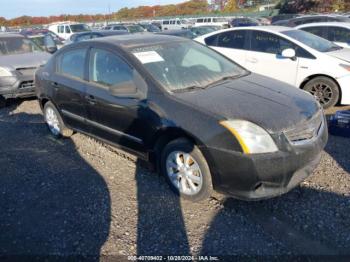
{"left": 0, "top": 99, "right": 349, "bottom": 259}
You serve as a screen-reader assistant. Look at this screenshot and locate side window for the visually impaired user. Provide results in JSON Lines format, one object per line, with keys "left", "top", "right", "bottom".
{"left": 217, "top": 30, "right": 246, "bottom": 49}
{"left": 328, "top": 27, "right": 350, "bottom": 42}
{"left": 65, "top": 26, "right": 71, "bottom": 34}
{"left": 89, "top": 48, "right": 133, "bottom": 88}
{"left": 171, "top": 20, "right": 175, "bottom": 25}
{"left": 58, "top": 48, "right": 87, "bottom": 80}
{"left": 205, "top": 34, "right": 218, "bottom": 46}
{"left": 250, "top": 31, "right": 280, "bottom": 54}
{"left": 59, "top": 26, "right": 64, "bottom": 34}
{"left": 197, "top": 19, "right": 203, "bottom": 23}
{"left": 163, "top": 20, "right": 169, "bottom": 25}
{"left": 177, "top": 20, "right": 181, "bottom": 25}
{"left": 301, "top": 26, "right": 325, "bottom": 38}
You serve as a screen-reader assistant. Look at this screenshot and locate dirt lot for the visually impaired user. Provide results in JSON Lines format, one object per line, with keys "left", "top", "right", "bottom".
{"left": 0, "top": 99, "right": 349, "bottom": 259}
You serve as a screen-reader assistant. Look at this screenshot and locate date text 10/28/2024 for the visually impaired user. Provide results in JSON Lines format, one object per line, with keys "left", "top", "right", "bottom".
{"left": 128, "top": 256, "right": 219, "bottom": 261}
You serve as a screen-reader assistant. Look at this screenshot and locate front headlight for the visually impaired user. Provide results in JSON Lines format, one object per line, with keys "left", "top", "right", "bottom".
{"left": 220, "top": 120, "right": 278, "bottom": 154}
{"left": 0, "top": 67, "right": 12, "bottom": 77}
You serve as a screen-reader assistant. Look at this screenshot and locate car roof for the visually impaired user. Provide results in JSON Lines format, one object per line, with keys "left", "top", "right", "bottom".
{"left": 296, "top": 22, "right": 350, "bottom": 28}
{"left": 90, "top": 34, "right": 186, "bottom": 49}
{"left": 217, "top": 25, "right": 291, "bottom": 33}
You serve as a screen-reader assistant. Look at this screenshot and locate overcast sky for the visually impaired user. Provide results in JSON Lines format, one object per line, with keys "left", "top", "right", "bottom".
{"left": 1, "top": 0, "right": 186, "bottom": 19}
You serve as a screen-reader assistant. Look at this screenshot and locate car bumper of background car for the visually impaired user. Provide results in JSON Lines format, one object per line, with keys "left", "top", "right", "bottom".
{"left": 201, "top": 121, "right": 328, "bottom": 201}
{"left": 0, "top": 75, "right": 36, "bottom": 99}
{"left": 337, "top": 74, "right": 350, "bottom": 105}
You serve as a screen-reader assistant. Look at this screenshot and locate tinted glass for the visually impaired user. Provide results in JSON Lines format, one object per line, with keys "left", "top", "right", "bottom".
{"left": 301, "top": 26, "right": 325, "bottom": 38}
{"left": 163, "top": 21, "right": 169, "bottom": 25}
{"left": 328, "top": 27, "right": 350, "bottom": 42}
{"left": 130, "top": 40, "right": 247, "bottom": 92}
{"left": 0, "top": 37, "right": 42, "bottom": 55}
{"left": 70, "top": 24, "right": 90, "bottom": 33}
{"left": 217, "top": 30, "right": 246, "bottom": 49}
{"left": 89, "top": 49, "right": 133, "bottom": 87}
{"left": 250, "top": 30, "right": 314, "bottom": 58}
{"left": 58, "top": 49, "right": 86, "bottom": 79}
{"left": 65, "top": 26, "right": 71, "bottom": 34}
{"left": 283, "top": 29, "right": 342, "bottom": 52}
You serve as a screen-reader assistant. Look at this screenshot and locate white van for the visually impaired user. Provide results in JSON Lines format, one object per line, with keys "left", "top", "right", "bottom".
{"left": 48, "top": 23, "right": 91, "bottom": 40}
{"left": 194, "top": 17, "right": 229, "bottom": 28}
{"left": 161, "top": 19, "right": 192, "bottom": 30}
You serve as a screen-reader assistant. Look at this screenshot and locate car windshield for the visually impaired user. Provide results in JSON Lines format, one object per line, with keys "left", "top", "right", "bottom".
{"left": 0, "top": 37, "right": 42, "bottom": 55}
{"left": 70, "top": 24, "right": 90, "bottom": 33}
{"left": 282, "top": 30, "right": 342, "bottom": 52}
{"left": 130, "top": 40, "right": 248, "bottom": 92}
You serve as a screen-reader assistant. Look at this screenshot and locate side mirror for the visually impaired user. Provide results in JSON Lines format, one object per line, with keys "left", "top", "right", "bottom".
{"left": 109, "top": 81, "right": 139, "bottom": 98}
{"left": 281, "top": 48, "right": 296, "bottom": 60}
{"left": 46, "top": 46, "right": 58, "bottom": 54}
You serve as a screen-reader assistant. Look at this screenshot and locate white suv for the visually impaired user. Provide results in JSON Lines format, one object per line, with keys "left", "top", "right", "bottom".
{"left": 195, "top": 26, "right": 350, "bottom": 108}
{"left": 48, "top": 23, "right": 90, "bottom": 40}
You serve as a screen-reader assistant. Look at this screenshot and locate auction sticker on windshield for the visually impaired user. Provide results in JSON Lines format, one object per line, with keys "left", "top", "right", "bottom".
{"left": 133, "top": 51, "right": 164, "bottom": 64}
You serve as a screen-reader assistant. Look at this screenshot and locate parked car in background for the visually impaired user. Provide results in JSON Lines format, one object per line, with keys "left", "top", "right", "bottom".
{"left": 21, "top": 28, "right": 65, "bottom": 48}
{"left": 296, "top": 22, "right": 350, "bottom": 48}
{"left": 102, "top": 24, "right": 128, "bottom": 31}
{"left": 230, "top": 17, "right": 260, "bottom": 27}
{"left": 0, "top": 34, "right": 51, "bottom": 107}
{"left": 196, "top": 26, "right": 350, "bottom": 109}
{"left": 104, "top": 24, "right": 146, "bottom": 34}
{"left": 161, "top": 18, "right": 192, "bottom": 30}
{"left": 194, "top": 17, "right": 229, "bottom": 28}
{"left": 35, "top": 34, "right": 327, "bottom": 201}
{"left": 273, "top": 15, "right": 350, "bottom": 27}
{"left": 48, "top": 23, "right": 91, "bottom": 40}
{"left": 26, "top": 34, "right": 58, "bottom": 54}
{"left": 139, "top": 23, "right": 161, "bottom": 33}
{"left": 190, "top": 26, "right": 220, "bottom": 37}
{"left": 157, "top": 29, "right": 196, "bottom": 39}
{"left": 66, "top": 30, "right": 129, "bottom": 44}
{"left": 271, "top": 14, "right": 300, "bottom": 24}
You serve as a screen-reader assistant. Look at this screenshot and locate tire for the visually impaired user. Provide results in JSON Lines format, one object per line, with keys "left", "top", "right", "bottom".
{"left": 303, "top": 76, "right": 339, "bottom": 109}
{"left": 161, "top": 138, "right": 213, "bottom": 202}
{"left": 43, "top": 101, "right": 73, "bottom": 138}
{"left": 0, "top": 96, "right": 6, "bottom": 108}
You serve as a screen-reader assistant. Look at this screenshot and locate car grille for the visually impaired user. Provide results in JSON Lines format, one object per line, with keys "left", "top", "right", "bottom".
{"left": 284, "top": 110, "right": 324, "bottom": 145}
{"left": 20, "top": 81, "right": 35, "bottom": 89}
{"left": 16, "top": 67, "right": 37, "bottom": 77}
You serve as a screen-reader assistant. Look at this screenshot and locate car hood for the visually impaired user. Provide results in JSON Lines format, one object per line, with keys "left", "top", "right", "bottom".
{"left": 327, "top": 48, "right": 350, "bottom": 63}
{"left": 173, "top": 73, "right": 320, "bottom": 133}
{"left": 0, "top": 52, "right": 51, "bottom": 70}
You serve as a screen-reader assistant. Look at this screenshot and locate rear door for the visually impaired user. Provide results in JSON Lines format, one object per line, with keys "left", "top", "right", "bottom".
{"left": 50, "top": 47, "right": 89, "bottom": 132}
{"left": 85, "top": 47, "right": 150, "bottom": 156}
{"left": 204, "top": 30, "right": 248, "bottom": 67}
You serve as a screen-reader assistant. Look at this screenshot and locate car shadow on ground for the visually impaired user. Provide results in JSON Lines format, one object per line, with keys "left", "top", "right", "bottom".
{"left": 0, "top": 108, "right": 111, "bottom": 259}
{"left": 324, "top": 134, "right": 350, "bottom": 174}
{"left": 201, "top": 186, "right": 350, "bottom": 256}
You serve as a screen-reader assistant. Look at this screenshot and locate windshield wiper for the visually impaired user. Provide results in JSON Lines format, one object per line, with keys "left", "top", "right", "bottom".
{"left": 172, "top": 85, "right": 205, "bottom": 93}
{"left": 204, "top": 74, "right": 247, "bottom": 88}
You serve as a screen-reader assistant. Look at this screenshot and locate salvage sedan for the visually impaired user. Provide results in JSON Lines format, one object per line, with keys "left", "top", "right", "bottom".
{"left": 35, "top": 35, "right": 328, "bottom": 201}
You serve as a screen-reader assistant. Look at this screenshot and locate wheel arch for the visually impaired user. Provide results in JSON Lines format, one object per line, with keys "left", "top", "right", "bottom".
{"left": 299, "top": 74, "right": 342, "bottom": 104}
{"left": 149, "top": 127, "right": 205, "bottom": 173}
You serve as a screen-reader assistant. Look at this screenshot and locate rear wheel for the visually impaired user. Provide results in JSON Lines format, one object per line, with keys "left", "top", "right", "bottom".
{"left": 161, "top": 138, "right": 213, "bottom": 202}
{"left": 303, "top": 77, "right": 339, "bottom": 109}
{"left": 43, "top": 101, "right": 73, "bottom": 138}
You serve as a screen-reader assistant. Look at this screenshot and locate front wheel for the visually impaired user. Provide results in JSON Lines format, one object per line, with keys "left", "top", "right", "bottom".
{"left": 303, "top": 77, "right": 339, "bottom": 109}
{"left": 44, "top": 101, "right": 73, "bottom": 138}
{"left": 161, "top": 138, "right": 213, "bottom": 202}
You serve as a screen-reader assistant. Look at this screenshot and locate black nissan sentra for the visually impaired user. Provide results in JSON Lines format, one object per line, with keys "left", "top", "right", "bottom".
{"left": 35, "top": 35, "right": 328, "bottom": 201}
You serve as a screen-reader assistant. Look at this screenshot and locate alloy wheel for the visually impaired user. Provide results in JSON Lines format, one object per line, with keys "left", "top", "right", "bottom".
{"left": 166, "top": 151, "right": 203, "bottom": 196}
{"left": 45, "top": 107, "right": 61, "bottom": 136}
{"left": 308, "top": 82, "right": 333, "bottom": 107}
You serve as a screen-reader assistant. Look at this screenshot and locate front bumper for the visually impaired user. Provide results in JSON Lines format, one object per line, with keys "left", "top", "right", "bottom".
{"left": 201, "top": 118, "right": 328, "bottom": 200}
{"left": 0, "top": 75, "right": 36, "bottom": 99}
